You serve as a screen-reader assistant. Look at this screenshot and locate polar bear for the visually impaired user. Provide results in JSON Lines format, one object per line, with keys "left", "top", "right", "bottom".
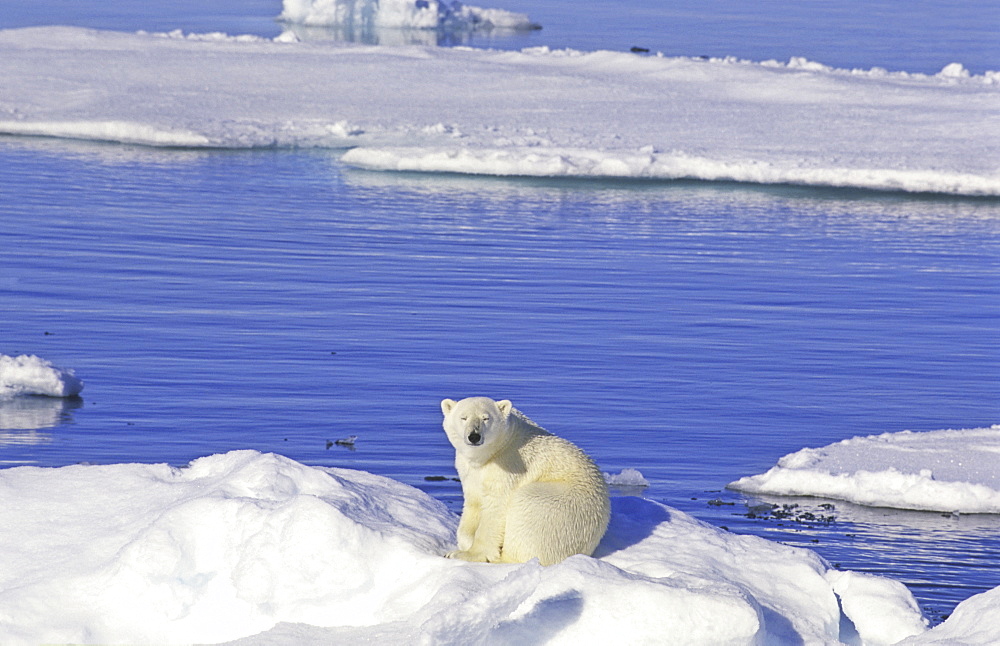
{"left": 440, "top": 396, "right": 610, "bottom": 566}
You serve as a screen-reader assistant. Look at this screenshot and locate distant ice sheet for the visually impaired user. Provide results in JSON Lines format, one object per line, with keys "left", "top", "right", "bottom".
{"left": 729, "top": 426, "right": 1000, "bottom": 514}
{"left": 0, "top": 450, "right": 941, "bottom": 645}
{"left": 279, "top": 0, "right": 539, "bottom": 31}
{"left": 0, "top": 354, "right": 83, "bottom": 399}
{"left": 0, "top": 27, "right": 997, "bottom": 195}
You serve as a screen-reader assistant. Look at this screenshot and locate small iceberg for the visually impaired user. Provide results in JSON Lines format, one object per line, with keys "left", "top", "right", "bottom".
{"left": 279, "top": 0, "right": 540, "bottom": 32}
{"left": 0, "top": 354, "right": 83, "bottom": 399}
{"left": 604, "top": 467, "right": 649, "bottom": 488}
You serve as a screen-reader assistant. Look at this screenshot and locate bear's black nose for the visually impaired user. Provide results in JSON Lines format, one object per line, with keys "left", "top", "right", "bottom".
{"left": 468, "top": 432, "right": 482, "bottom": 445}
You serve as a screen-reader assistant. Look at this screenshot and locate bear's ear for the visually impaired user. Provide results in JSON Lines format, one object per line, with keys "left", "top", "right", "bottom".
{"left": 441, "top": 399, "right": 457, "bottom": 416}
{"left": 496, "top": 399, "right": 512, "bottom": 416}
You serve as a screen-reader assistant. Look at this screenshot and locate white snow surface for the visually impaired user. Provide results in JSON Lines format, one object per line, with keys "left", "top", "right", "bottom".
{"left": 898, "top": 585, "right": 1000, "bottom": 646}
{"left": 0, "top": 27, "right": 997, "bottom": 195}
{"left": 279, "top": 0, "right": 539, "bottom": 31}
{"left": 0, "top": 354, "right": 83, "bottom": 399}
{"left": 0, "top": 449, "right": 953, "bottom": 645}
{"left": 729, "top": 426, "right": 1000, "bottom": 514}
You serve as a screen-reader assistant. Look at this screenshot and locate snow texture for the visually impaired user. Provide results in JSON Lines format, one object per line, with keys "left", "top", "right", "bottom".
{"left": 0, "top": 450, "right": 959, "bottom": 645}
{"left": 729, "top": 426, "right": 1000, "bottom": 514}
{"left": 0, "top": 27, "right": 997, "bottom": 195}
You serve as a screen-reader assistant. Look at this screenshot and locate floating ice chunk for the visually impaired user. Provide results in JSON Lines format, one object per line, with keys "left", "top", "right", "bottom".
{"left": 604, "top": 467, "right": 649, "bottom": 488}
{"left": 938, "top": 62, "right": 971, "bottom": 79}
{"left": 729, "top": 426, "right": 1000, "bottom": 513}
{"left": 0, "top": 354, "right": 83, "bottom": 399}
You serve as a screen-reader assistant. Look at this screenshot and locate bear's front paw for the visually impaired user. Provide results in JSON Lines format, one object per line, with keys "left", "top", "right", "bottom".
{"left": 445, "top": 549, "right": 489, "bottom": 562}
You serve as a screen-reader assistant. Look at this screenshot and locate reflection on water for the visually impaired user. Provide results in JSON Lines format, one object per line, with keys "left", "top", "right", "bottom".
{"left": 0, "top": 396, "right": 83, "bottom": 432}
{"left": 341, "top": 165, "right": 1000, "bottom": 226}
{"left": 0, "top": 429, "right": 52, "bottom": 451}
{"left": 0, "top": 397, "right": 83, "bottom": 454}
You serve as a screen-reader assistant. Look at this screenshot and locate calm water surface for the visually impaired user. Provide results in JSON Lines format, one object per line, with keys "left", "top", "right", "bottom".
{"left": 1, "top": 141, "right": 998, "bottom": 623}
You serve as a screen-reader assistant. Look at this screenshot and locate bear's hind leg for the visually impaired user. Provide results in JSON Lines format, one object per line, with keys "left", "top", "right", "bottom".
{"left": 501, "top": 481, "right": 595, "bottom": 566}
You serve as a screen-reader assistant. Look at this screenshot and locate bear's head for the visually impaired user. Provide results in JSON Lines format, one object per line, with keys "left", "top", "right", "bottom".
{"left": 441, "top": 396, "right": 513, "bottom": 461}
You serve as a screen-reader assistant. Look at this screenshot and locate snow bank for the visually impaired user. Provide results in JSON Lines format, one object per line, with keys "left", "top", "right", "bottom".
{"left": 729, "top": 426, "right": 1000, "bottom": 514}
{"left": 0, "top": 354, "right": 83, "bottom": 399}
{"left": 279, "top": 0, "right": 539, "bottom": 31}
{"left": 827, "top": 571, "right": 927, "bottom": 645}
{"left": 0, "top": 450, "right": 937, "bottom": 645}
{"left": 899, "top": 585, "right": 1000, "bottom": 645}
{"left": 0, "top": 27, "right": 997, "bottom": 195}
{"left": 340, "top": 146, "right": 1000, "bottom": 195}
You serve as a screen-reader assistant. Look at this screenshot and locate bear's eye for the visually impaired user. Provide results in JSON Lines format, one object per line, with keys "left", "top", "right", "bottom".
{"left": 460, "top": 416, "right": 468, "bottom": 422}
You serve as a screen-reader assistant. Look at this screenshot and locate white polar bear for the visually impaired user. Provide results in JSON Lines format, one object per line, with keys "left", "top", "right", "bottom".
{"left": 440, "top": 396, "right": 610, "bottom": 566}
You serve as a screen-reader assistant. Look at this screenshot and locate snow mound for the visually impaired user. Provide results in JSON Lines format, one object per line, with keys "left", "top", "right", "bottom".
{"left": 0, "top": 354, "right": 83, "bottom": 399}
{"left": 898, "top": 585, "right": 1000, "bottom": 645}
{"left": 0, "top": 450, "right": 940, "bottom": 644}
{"left": 827, "top": 570, "right": 927, "bottom": 645}
{"left": 279, "top": 0, "right": 539, "bottom": 31}
{"left": 729, "top": 426, "right": 1000, "bottom": 514}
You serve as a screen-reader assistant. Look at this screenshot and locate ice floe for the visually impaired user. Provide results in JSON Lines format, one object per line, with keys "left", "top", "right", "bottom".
{"left": 0, "top": 27, "right": 996, "bottom": 195}
{"left": 729, "top": 426, "right": 1000, "bottom": 514}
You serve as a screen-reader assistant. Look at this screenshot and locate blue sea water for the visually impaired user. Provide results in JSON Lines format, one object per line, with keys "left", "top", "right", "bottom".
{"left": 1, "top": 0, "right": 999, "bottom": 626}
